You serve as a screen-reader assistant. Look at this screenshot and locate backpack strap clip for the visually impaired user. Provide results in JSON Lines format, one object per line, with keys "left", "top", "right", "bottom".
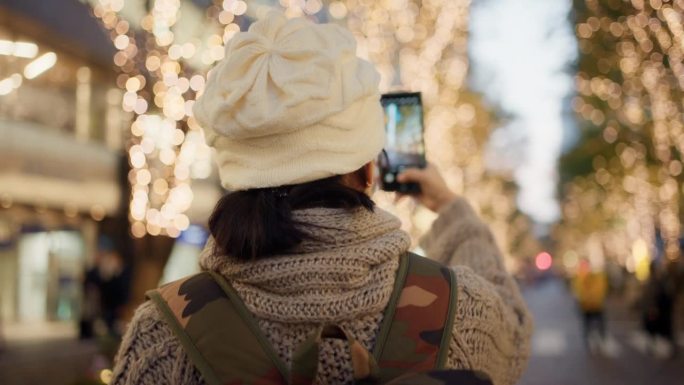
{"left": 290, "top": 324, "right": 380, "bottom": 385}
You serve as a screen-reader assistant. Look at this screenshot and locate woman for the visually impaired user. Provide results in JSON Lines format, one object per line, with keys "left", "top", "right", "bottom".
{"left": 112, "top": 12, "right": 532, "bottom": 385}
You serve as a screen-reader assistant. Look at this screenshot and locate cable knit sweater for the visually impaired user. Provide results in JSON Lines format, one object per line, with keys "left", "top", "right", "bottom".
{"left": 111, "top": 198, "right": 533, "bottom": 385}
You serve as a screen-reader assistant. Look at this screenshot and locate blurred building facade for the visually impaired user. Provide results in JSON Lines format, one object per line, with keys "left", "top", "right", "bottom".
{"left": 0, "top": 0, "right": 126, "bottom": 340}
{"left": 0, "top": 0, "right": 221, "bottom": 341}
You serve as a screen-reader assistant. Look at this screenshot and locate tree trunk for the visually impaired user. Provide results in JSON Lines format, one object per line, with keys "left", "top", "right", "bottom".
{"left": 123, "top": 235, "right": 175, "bottom": 319}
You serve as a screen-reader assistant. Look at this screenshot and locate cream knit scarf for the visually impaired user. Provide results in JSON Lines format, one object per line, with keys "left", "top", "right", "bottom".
{"left": 199, "top": 206, "right": 411, "bottom": 323}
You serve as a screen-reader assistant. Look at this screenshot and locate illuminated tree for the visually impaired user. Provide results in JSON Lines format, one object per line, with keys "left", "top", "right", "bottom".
{"left": 88, "top": 0, "right": 246, "bottom": 305}
{"left": 557, "top": 0, "right": 684, "bottom": 275}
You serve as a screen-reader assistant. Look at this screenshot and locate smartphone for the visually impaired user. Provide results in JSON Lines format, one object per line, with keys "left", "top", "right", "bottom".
{"left": 378, "top": 92, "right": 426, "bottom": 193}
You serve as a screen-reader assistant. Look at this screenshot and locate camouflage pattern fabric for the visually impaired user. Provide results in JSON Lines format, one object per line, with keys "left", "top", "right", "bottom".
{"left": 370, "top": 252, "right": 458, "bottom": 383}
{"left": 147, "top": 272, "right": 288, "bottom": 385}
{"left": 148, "top": 253, "right": 479, "bottom": 385}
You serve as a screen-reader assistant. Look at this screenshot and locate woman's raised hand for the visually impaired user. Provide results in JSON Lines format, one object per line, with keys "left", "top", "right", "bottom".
{"left": 396, "top": 164, "right": 457, "bottom": 213}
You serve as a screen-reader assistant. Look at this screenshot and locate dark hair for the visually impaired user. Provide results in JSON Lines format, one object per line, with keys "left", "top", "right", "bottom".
{"left": 208, "top": 173, "right": 374, "bottom": 261}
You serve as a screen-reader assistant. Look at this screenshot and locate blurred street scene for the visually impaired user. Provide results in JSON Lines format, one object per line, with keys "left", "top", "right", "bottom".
{"left": 520, "top": 276, "right": 684, "bottom": 385}
{"left": 0, "top": 0, "right": 683, "bottom": 384}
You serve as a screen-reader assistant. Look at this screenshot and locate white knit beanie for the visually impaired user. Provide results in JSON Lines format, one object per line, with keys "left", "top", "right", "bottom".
{"left": 193, "top": 11, "right": 385, "bottom": 191}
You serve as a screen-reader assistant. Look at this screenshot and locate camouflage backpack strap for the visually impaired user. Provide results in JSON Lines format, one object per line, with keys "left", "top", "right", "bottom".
{"left": 146, "top": 271, "right": 288, "bottom": 385}
{"left": 370, "top": 252, "right": 458, "bottom": 383}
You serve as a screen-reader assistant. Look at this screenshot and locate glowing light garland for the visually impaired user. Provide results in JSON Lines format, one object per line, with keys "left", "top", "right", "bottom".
{"left": 557, "top": 0, "right": 684, "bottom": 273}
{"left": 91, "top": 0, "right": 223, "bottom": 238}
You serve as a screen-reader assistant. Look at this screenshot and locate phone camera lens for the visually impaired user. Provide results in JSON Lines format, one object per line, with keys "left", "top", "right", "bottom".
{"left": 384, "top": 173, "right": 395, "bottom": 183}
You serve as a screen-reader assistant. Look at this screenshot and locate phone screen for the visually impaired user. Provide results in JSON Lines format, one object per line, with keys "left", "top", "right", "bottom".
{"left": 379, "top": 92, "right": 426, "bottom": 193}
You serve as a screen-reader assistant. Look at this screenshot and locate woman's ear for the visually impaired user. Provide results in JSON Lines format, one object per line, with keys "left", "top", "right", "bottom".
{"left": 363, "top": 162, "right": 375, "bottom": 195}
{"left": 363, "top": 162, "right": 374, "bottom": 188}
{"left": 341, "top": 162, "right": 375, "bottom": 193}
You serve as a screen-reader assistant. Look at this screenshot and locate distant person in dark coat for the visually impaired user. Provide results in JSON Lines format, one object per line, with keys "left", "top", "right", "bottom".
{"left": 642, "top": 261, "right": 679, "bottom": 358}
{"left": 80, "top": 237, "right": 130, "bottom": 339}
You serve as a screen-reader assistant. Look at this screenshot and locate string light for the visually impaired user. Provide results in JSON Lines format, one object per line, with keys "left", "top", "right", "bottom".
{"left": 91, "top": 0, "right": 221, "bottom": 238}
{"left": 557, "top": 0, "right": 684, "bottom": 272}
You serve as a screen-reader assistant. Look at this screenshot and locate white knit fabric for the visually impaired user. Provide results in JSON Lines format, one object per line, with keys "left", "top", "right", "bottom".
{"left": 193, "top": 12, "right": 385, "bottom": 190}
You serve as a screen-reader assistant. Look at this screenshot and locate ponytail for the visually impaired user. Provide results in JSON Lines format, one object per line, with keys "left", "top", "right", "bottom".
{"left": 208, "top": 175, "right": 374, "bottom": 261}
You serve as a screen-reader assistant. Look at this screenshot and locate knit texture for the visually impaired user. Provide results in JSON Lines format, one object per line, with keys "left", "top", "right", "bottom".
{"left": 193, "top": 12, "right": 385, "bottom": 190}
{"left": 111, "top": 199, "right": 533, "bottom": 385}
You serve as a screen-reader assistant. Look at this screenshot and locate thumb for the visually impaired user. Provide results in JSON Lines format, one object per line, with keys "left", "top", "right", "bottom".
{"left": 396, "top": 168, "right": 425, "bottom": 184}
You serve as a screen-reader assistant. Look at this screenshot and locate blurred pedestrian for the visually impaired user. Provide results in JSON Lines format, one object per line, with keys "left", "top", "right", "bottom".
{"left": 111, "top": 12, "right": 532, "bottom": 385}
{"left": 572, "top": 259, "right": 609, "bottom": 352}
{"left": 641, "top": 261, "right": 679, "bottom": 358}
{"left": 79, "top": 265, "right": 100, "bottom": 339}
{"left": 80, "top": 237, "right": 129, "bottom": 339}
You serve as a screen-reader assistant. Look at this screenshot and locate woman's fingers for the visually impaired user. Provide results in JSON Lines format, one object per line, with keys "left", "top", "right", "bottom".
{"left": 396, "top": 167, "right": 426, "bottom": 184}
{"left": 396, "top": 164, "right": 457, "bottom": 212}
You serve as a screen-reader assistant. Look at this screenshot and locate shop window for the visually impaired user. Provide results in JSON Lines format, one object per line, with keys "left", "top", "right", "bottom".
{"left": 16, "top": 230, "right": 84, "bottom": 323}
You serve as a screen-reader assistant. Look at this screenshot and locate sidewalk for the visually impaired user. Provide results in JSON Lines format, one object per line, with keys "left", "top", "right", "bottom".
{"left": 0, "top": 338, "right": 106, "bottom": 385}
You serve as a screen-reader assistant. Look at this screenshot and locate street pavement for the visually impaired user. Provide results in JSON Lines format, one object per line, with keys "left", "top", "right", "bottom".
{"left": 0, "top": 338, "right": 105, "bottom": 385}
{"left": 518, "top": 277, "right": 684, "bottom": 385}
